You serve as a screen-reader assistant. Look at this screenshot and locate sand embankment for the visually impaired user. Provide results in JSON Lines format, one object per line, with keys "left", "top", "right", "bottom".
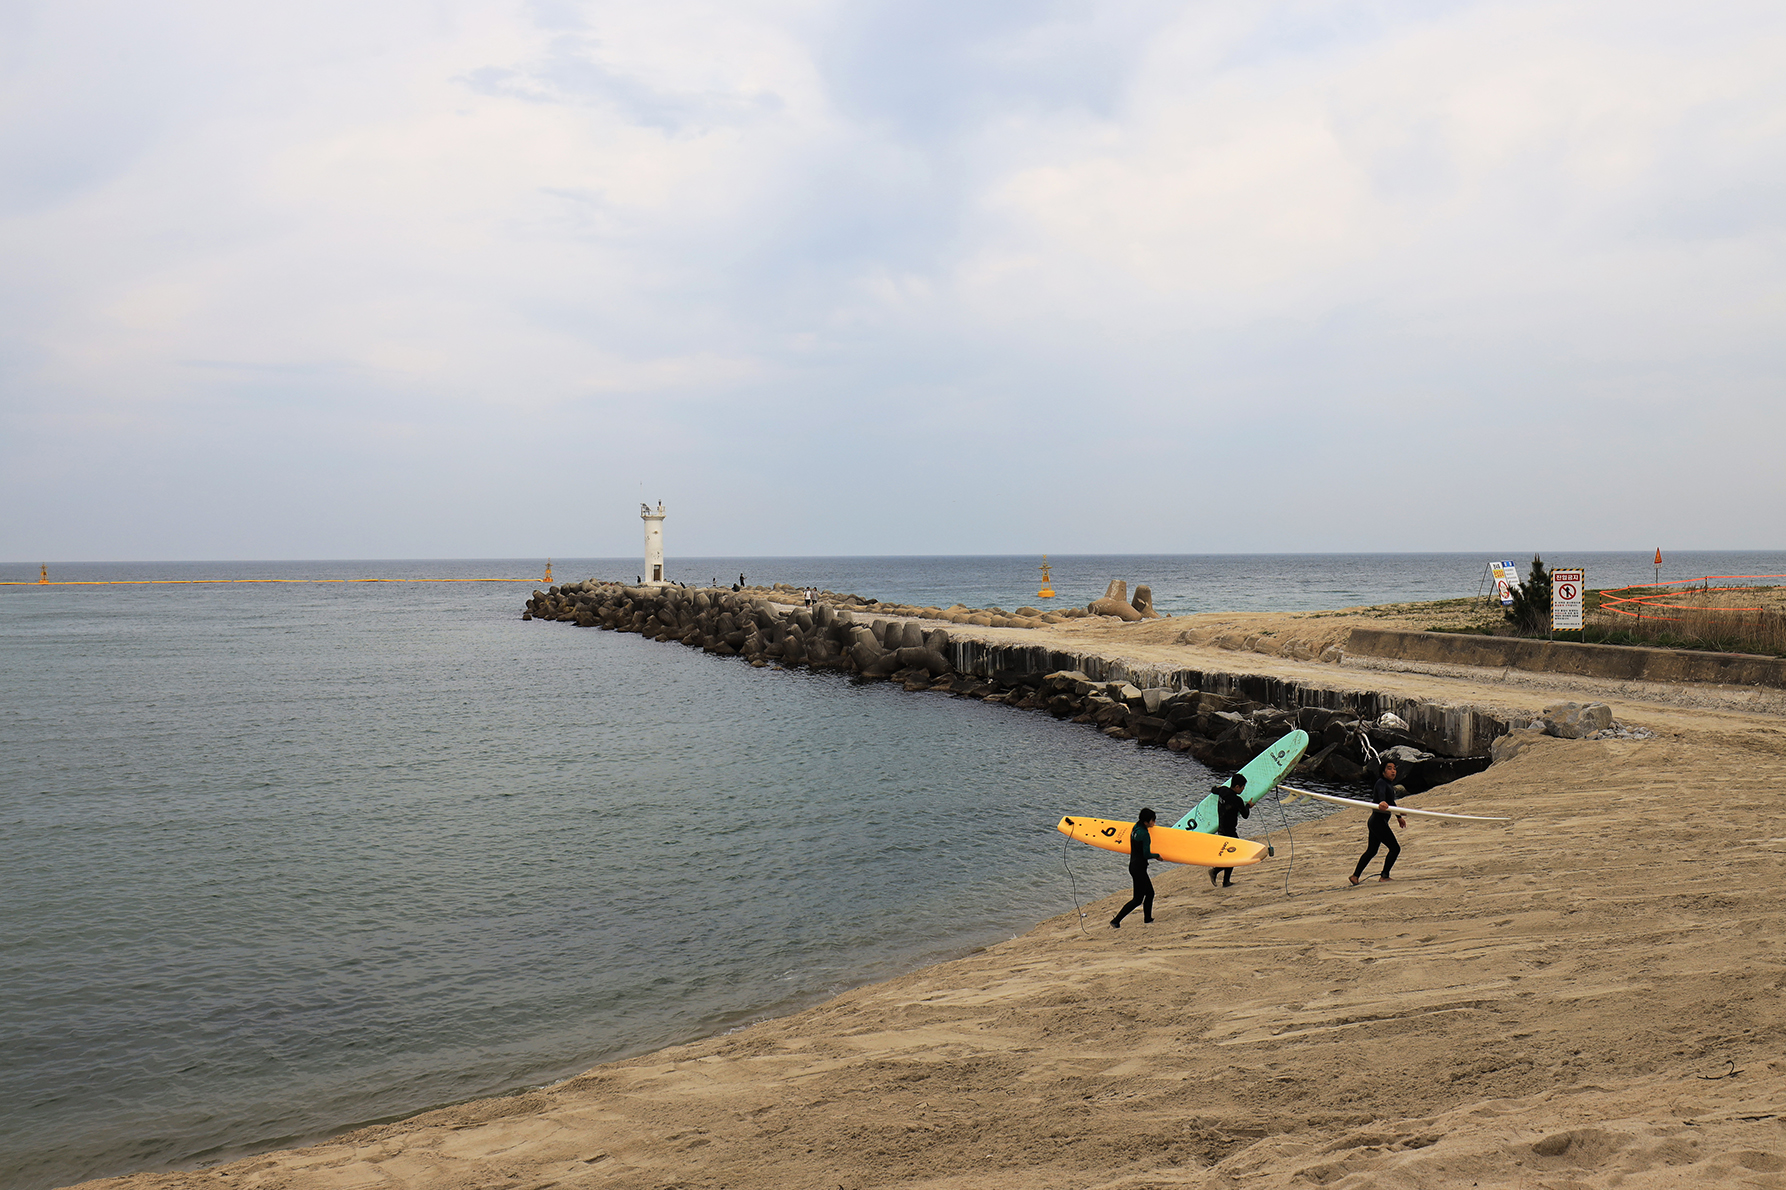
{"left": 78, "top": 610, "right": 1786, "bottom": 1190}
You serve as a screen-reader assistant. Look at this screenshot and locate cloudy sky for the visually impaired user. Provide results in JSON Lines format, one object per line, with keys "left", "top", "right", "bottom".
{"left": 2, "top": 0, "right": 1782, "bottom": 560}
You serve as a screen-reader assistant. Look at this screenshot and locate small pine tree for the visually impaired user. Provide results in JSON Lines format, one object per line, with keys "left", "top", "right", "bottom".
{"left": 1505, "top": 555, "right": 1552, "bottom": 633}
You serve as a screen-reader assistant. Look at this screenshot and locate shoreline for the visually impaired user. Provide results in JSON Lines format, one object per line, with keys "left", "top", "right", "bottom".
{"left": 73, "top": 600, "right": 1786, "bottom": 1190}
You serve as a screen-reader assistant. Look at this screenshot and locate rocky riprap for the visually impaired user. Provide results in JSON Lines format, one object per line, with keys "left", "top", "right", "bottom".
{"left": 522, "top": 581, "right": 1493, "bottom": 794}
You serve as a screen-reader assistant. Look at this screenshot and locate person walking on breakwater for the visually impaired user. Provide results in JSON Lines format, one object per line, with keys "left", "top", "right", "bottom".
{"left": 1111, "top": 808, "right": 1163, "bottom": 928}
{"left": 1209, "top": 774, "right": 1249, "bottom": 888}
{"left": 1349, "top": 761, "right": 1409, "bottom": 885}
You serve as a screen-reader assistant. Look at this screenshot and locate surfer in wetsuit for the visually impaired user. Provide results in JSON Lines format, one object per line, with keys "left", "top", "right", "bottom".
{"left": 1349, "top": 760, "right": 1409, "bottom": 885}
{"left": 1110, "top": 808, "right": 1162, "bottom": 928}
{"left": 1209, "top": 773, "right": 1249, "bottom": 888}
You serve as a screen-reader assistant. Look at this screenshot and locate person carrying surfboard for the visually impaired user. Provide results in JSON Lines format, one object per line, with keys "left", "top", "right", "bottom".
{"left": 1110, "top": 808, "right": 1163, "bottom": 928}
{"left": 1348, "top": 761, "right": 1409, "bottom": 885}
{"left": 1209, "top": 774, "right": 1250, "bottom": 888}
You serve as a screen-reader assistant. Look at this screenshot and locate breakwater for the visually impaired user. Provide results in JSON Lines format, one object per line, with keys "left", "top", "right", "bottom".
{"left": 525, "top": 582, "right": 1508, "bottom": 792}
{"left": 1347, "top": 626, "right": 1786, "bottom": 689}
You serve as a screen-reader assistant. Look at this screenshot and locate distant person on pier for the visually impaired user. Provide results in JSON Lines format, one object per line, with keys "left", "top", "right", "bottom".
{"left": 739, "top": 573, "right": 746, "bottom": 587}
{"left": 1349, "top": 761, "right": 1408, "bottom": 885}
{"left": 1110, "top": 807, "right": 1162, "bottom": 929}
{"left": 1209, "top": 774, "right": 1249, "bottom": 888}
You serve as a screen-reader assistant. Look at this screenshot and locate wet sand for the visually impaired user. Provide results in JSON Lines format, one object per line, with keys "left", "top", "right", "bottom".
{"left": 76, "top": 611, "right": 1786, "bottom": 1190}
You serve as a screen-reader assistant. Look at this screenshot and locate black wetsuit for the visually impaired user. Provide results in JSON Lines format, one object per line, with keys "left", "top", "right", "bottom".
{"left": 1211, "top": 785, "right": 1250, "bottom": 886}
{"left": 1112, "top": 821, "right": 1159, "bottom": 926}
{"left": 1351, "top": 774, "right": 1402, "bottom": 880}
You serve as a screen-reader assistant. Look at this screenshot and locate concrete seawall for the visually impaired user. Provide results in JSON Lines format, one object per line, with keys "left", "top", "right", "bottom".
{"left": 934, "top": 637, "right": 1512, "bottom": 760}
{"left": 1346, "top": 627, "right": 1786, "bottom": 689}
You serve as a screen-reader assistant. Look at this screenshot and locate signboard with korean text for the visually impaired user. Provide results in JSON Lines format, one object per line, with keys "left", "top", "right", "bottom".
{"left": 1552, "top": 569, "right": 1585, "bottom": 631}
{"left": 1489, "top": 560, "right": 1518, "bottom": 606}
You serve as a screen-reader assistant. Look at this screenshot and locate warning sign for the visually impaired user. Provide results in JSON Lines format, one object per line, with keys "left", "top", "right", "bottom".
{"left": 1552, "top": 569, "right": 1585, "bottom": 631}
{"left": 1489, "top": 560, "right": 1518, "bottom": 607}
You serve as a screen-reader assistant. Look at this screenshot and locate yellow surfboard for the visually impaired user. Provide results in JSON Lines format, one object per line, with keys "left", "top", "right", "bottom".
{"left": 1058, "top": 816, "right": 1268, "bottom": 868}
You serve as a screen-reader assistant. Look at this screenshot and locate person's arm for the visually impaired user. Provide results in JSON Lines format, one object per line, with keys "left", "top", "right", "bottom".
{"left": 1378, "top": 779, "right": 1406, "bottom": 825}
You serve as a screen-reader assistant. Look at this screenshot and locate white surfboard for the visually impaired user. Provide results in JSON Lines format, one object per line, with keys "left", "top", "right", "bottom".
{"left": 1276, "top": 785, "right": 1511, "bottom": 822}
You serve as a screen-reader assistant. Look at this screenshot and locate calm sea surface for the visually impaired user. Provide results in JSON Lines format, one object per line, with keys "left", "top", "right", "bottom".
{"left": 3, "top": 552, "right": 1781, "bottom": 1189}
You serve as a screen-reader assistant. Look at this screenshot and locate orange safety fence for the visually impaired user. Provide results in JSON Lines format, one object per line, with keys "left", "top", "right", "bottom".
{"left": 1596, "top": 575, "right": 1786, "bottom": 622}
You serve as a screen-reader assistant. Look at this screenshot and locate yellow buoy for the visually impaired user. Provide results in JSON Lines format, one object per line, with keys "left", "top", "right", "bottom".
{"left": 543, "top": 559, "right": 553, "bottom": 583}
{"left": 1037, "top": 555, "right": 1055, "bottom": 599}
{"left": 39, "top": 564, "right": 48, "bottom": 584}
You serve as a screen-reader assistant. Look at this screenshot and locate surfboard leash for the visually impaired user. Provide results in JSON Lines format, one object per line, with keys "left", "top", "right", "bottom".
{"left": 1271, "top": 786, "right": 1297, "bottom": 897}
{"left": 1060, "top": 830, "right": 1092, "bottom": 936}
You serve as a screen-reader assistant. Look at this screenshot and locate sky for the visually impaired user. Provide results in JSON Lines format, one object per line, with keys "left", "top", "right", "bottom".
{"left": 2, "top": 0, "right": 1783, "bottom": 561}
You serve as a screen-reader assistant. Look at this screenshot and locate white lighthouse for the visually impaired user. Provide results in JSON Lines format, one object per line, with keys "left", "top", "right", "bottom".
{"left": 641, "top": 502, "right": 666, "bottom": 585}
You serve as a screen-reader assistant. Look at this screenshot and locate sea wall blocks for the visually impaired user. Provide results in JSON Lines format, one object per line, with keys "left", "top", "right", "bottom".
{"left": 524, "top": 582, "right": 1523, "bottom": 792}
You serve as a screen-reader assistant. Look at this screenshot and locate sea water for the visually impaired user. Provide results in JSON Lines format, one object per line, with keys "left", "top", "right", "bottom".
{"left": 3, "top": 552, "right": 1781, "bottom": 1189}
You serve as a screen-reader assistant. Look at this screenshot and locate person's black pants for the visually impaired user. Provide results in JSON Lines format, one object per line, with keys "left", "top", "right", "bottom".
{"left": 1353, "top": 818, "right": 1400, "bottom": 879}
{"left": 1213, "top": 830, "right": 1238, "bottom": 884}
{"left": 1113, "top": 868, "right": 1154, "bottom": 924}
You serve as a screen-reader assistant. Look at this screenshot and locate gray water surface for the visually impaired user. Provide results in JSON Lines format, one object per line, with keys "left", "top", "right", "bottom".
{"left": 9, "top": 551, "right": 1779, "bottom": 1188}
{"left": 2, "top": 565, "right": 1248, "bottom": 1189}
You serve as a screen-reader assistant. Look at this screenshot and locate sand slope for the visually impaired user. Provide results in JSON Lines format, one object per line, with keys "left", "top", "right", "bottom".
{"left": 75, "top": 637, "right": 1786, "bottom": 1190}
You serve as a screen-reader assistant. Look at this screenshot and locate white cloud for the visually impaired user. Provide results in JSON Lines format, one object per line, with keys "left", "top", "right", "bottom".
{"left": 2, "top": 0, "right": 1783, "bottom": 559}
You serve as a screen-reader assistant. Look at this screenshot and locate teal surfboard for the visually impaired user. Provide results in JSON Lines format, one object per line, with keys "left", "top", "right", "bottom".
{"left": 1172, "top": 729, "right": 1310, "bottom": 833}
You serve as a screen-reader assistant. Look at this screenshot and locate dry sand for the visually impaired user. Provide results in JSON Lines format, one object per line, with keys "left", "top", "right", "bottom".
{"left": 78, "top": 610, "right": 1786, "bottom": 1190}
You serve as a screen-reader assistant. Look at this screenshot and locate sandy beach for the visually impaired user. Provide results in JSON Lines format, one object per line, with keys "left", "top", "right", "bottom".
{"left": 76, "top": 611, "right": 1786, "bottom": 1190}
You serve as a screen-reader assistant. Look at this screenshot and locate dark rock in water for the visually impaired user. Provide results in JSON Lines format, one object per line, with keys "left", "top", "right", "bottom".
{"left": 1166, "top": 732, "right": 1197, "bottom": 752}
{"left": 893, "top": 646, "right": 952, "bottom": 676}
{"left": 1296, "top": 742, "right": 1338, "bottom": 774}
{"left": 1092, "top": 703, "right": 1129, "bottom": 728}
{"left": 1043, "top": 670, "right": 1092, "bottom": 692}
{"left": 1322, "top": 751, "right": 1365, "bottom": 782}
{"left": 1129, "top": 715, "right": 1171, "bottom": 745}
{"left": 1190, "top": 737, "right": 1255, "bottom": 769}
{"left": 1297, "top": 706, "right": 1346, "bottom": 736}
